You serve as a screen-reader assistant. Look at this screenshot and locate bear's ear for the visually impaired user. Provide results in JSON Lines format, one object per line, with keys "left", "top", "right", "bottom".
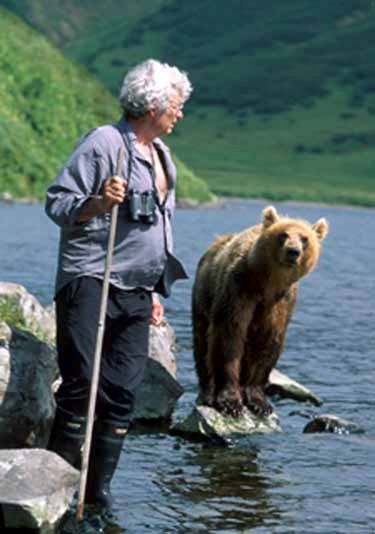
{"left": 312, "top": 218, "right": 329, "bottom": 240}
{"left": 262, "top": 205, "right": 279, "bottom": 228}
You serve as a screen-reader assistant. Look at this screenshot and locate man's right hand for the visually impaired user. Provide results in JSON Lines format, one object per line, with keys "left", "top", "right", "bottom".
{"left": 75, "top": 176, "right": 127, "bottom": 223}
{"left": 102, "top": 176, "right": 127, "bottom": 210}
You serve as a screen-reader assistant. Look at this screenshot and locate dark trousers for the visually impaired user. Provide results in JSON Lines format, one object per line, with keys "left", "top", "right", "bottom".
{"left": 55, "top": 276, "right": 152, "bottom": 425}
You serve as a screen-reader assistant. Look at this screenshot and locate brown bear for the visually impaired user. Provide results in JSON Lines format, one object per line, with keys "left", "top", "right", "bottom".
{"left": 192, "top": 205, "right": 328, "bottom": 417}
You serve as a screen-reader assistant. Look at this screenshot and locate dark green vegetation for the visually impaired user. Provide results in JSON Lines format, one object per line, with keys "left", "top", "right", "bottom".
{"left": 2, "top": 0, "right": 375, "bottom": 205}
{"left": 0, "top": 8, "right": 212, "bottom": 202}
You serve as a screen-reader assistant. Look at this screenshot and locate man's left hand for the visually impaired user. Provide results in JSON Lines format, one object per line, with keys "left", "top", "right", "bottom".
{"left": 150, "top": 294, "right": 164, "bottom": 326}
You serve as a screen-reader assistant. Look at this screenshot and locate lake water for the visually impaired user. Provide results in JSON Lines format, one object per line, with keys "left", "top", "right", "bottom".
{"left": 0, "top": 199, "right": 374, "bottom": 533}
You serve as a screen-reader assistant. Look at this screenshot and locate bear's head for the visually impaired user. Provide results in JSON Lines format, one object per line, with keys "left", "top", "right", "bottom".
{"left": 258, "top": 205, "right": 329, "bottom": 279}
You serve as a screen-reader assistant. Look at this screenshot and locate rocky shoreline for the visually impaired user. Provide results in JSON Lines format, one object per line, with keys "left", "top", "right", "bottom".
{"left": 0, "top": 282, "right": 183, "bottom": 531}
{"left": 0, "top": 191, "right": 39, "bottom": 205}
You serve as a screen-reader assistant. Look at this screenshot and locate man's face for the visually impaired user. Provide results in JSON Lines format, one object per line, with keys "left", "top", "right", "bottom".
{"left": 152, "top": 91, "right": 184, "bottom": 136}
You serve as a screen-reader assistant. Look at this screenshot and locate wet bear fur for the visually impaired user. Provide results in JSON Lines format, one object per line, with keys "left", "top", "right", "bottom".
{"left": 192, "top": 205, "right": 328, "bottom": 417}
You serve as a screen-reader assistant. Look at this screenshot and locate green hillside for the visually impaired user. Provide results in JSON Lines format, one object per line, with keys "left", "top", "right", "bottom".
{"left": 12, "top": 0, "right": 375, "bottom": 113}
{"left": 2, "top": 0, "right": 375, "bottom": 205}
{"left": 0, "top": 0, "right": 162, "bottom": 48}
{"left": 0, "top": 7, "right": 212, "bottom": 202}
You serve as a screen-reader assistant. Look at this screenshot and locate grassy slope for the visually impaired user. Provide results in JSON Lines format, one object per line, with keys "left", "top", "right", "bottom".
{"left": 2, "top": 0, "right": 375, "bottom": 205}
{"left": 0, "top": 8, "right": 212, "bottom": 202}
{"left": 168, "top": 91, "right": 375, "bottom": 206}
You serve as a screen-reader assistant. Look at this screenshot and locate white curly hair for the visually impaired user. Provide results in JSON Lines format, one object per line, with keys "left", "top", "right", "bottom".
{"left": 119, "top": 59, "right": 192, "bottom": 117}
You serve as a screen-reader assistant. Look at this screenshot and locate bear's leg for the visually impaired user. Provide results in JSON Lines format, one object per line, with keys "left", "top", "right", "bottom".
{"left": 193, "top": 312, "right": 215, "bottom": 406}
{"left": 206, "top": 322, "right": 245, "bottom": 417}
{"left": 241, "top": 336, "right": 282, "bottom": 417}
{"left": 243, "top": 384, "right": 273, "bottom": 417}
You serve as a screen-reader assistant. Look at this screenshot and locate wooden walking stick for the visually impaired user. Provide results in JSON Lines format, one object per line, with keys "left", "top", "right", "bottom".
{"left": 76, "top": 145, "right": 125, "bottom": 521}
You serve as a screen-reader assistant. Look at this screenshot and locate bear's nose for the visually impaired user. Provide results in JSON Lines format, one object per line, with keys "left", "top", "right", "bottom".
{"left": 286, "top": 247, "right": 301, "bottom": 261}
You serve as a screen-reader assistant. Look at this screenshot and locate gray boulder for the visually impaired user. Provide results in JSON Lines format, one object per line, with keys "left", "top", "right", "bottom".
{"left": 0, "top": 448, "right": 78, "bottom": 532}
{"left": 0, "top": 322, "right": 58, "bottom": 448}
{"left": 134, "top": 319, "right": 184, "bottom": 421}
{"left": 149, "top": 319, "right": 177, "bottom": 376}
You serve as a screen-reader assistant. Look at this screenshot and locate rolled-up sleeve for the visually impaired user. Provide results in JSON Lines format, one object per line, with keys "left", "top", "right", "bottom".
{"left": 45, "top": 145, "right": 104, "bottom": 228}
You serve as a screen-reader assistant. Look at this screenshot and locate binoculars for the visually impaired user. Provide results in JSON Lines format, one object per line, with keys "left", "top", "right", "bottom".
{"left": 127, "top": 189, "right": 156, "bottom": 224}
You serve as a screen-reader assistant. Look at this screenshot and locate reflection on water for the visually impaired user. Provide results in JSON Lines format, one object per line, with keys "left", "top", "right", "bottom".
{"left": 1, "top": 200, "right": 375, "bottom": 533}
{"left": 155, "top": 444, "right": 282, "bottom": 532}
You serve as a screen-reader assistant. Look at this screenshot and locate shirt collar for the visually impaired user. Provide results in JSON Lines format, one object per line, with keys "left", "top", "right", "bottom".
{"left": 115, "top": 116, "right": 169, "bottom": 153}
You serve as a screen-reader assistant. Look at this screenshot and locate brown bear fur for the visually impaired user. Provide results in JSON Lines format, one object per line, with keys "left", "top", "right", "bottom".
{"left": 192, "top": 205, "right": 329, "bottom": 417}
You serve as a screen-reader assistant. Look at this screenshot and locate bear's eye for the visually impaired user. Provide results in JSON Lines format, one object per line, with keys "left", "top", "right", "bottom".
{"left": 301, "top": 235, "right": 309, "bottom": 249}
{"left": 277, "top": 232, "right": 289, "bottom": 244}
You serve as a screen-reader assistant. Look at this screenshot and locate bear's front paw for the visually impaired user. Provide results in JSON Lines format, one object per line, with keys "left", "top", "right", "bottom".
{"left": 215, "top": 389, "right": 244, "bottom": 417}
{"left": 198, "top": 386, "right": 215, "bottom": 407}
{"left": 243, "top": 385, "right": 274, "bottom": 417}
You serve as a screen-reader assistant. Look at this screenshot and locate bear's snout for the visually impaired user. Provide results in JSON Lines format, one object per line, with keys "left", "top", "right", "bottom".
{"left": 279, "top": 240, "right": 303, "bottom": 266}
{"left": 285, "top": 246, "right": 301, "bottom": 263}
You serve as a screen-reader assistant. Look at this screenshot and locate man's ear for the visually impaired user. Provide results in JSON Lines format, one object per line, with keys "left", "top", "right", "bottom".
{"left": 148, "top": 106, "right": 157, "bottom": 118}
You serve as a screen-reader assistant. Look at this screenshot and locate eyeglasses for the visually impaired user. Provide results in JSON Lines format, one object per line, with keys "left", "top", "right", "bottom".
{"left": 169, "top": 101, "right": 184, "bottom": 113}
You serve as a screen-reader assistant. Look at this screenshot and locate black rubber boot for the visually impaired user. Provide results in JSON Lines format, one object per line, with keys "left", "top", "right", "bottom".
{"left": 47, "top": 408, "right": 86, "bottom": 468}
{"left": 85, "top": 418, "right": 128, "bottom": 508}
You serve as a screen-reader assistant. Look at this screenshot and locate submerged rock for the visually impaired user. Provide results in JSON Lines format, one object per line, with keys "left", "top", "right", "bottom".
{"left": 303, "top": 413, "right": 364, "bottom": 435}
{"left": 0, "top": 448, "right": 78, "bottom": 532}
{"left": 171, "top": 405, "right": 281, "bottom": 443}
{"left": 266, "top": 368, "right": 322, "bottom": 406}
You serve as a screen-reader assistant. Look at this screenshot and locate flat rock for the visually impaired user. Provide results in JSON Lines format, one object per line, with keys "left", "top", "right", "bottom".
{"left": 266, "top": 368, "right": 322, "bottom": 406}
{"left": 171, "top": 405, "right": 281, "bottom": 443}
{"left": 0, "top": 448, "right": 79, "bottom": 532}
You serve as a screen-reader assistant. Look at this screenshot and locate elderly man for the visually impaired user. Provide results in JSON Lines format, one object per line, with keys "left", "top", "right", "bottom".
{"left": 45, "top": 59, "right": 192, "bottom": 507}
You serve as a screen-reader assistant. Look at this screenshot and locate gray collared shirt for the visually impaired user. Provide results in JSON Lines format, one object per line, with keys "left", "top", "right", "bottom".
{"left": 45, "top": 117, "right": 179, "bottom": 295}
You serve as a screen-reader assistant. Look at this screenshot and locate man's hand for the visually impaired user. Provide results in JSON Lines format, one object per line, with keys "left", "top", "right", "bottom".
{"left": 102, "top": 176, "right": 127, "bottom": 210}
{"left": 75, "top": 176, "right": 127, "bottom": 223}
{"left": 150, "top": 293, "right": 164, "bottom": 326}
